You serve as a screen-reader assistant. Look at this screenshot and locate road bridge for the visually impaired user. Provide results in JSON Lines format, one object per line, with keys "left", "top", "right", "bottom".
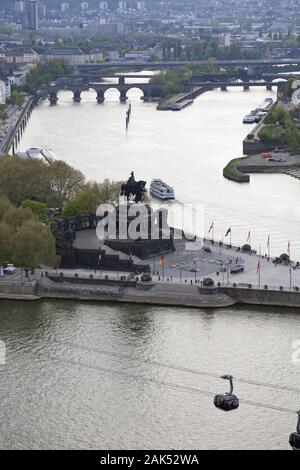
{"left": 76, "top": 59, "right": 300, "bottom": 70}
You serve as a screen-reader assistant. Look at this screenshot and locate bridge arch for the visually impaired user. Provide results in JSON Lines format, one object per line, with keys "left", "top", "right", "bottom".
{"left": 125, "top": 86, "right": 145, "bottom": 101}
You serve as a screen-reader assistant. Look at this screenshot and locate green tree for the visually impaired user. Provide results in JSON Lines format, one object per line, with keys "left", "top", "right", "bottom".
{"left": 2, "top": 206, "right": 34, "bottom": 232}
{"left": 0, "top": 156, "right": 52, "bottom": 205}
{"left": 0, "top": 223, "right": 13, "bottom": 274}
{"left": 0, "top": 196, "right": 13, "bottom": 221}
{"left": 9, "top": 90, "right": 25, "bottom": 107}
{"left": 62, "top": 201, "right": 82, "bottom": 218}
{"left": 12, "top": 220, "right": 56, "bottom": 269}
{"left": 48, "top": 160, "right": 85, "bottom": 209}
{"left": 21, "top": 200, "right": 49, "bottom": 224}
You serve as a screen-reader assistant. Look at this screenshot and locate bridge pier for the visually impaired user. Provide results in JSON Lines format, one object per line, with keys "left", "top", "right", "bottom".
{"left": 97, "top": 91, "right": 105, "bottom": 103}
{"left": 49, "top": 91, "right": 58, "bottom": 105}
{"left": 243, "top": 83, "right": 250, "bottom": 91}
{"left": 221, "top": 85, "right": 227, "bottom": 91}
{"left": 120, "top": 90, "right": 128, "bottom": 103}
{"left": 73, "top": 90, "right": 82, "bottom": 103}
{"left": 266, "top": 84, "right": 272, "bottom": 91}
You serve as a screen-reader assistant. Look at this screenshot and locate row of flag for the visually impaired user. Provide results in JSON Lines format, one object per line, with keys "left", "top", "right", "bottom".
{"left": 207, "top": 222, "right": 291, "bottom": 254}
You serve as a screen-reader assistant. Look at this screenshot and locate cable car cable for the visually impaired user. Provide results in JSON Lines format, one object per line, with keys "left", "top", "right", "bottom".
{"left": 57, "top": 340, "right": 300, "bottom": 395}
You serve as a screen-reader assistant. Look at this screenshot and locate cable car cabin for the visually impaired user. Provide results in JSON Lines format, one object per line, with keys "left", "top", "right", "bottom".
{"left": 214, "top": 374, "right": 240, "bottom": 412}
{"left": 289, "top": 411, "right": 300, "bottom": 450}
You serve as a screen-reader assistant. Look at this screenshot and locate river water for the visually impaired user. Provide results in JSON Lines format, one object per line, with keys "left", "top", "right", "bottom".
{"left": 2, "top": 81, "right": 299, "bottom": 450}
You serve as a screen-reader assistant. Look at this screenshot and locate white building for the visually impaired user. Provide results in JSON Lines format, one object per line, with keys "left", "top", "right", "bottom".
{"left": 118, "top": 1, "right": 127, "bottom": 12}
{"left": 15, "top": 1, "right": 26, "bottom": 14}
{"left": 124, "top": 50, "right": 152, "bottom": 60}
{"left": 136, "top": 1, "right": 146, "bottom": 11}
{"left": 61, "top": 2, "right": 70, "bottom": 12}
{"left": 99, "top": 1, "right": 108, "bottom": 11}
{"left": 0, "top": 81, "right": 6, "bottom": 105}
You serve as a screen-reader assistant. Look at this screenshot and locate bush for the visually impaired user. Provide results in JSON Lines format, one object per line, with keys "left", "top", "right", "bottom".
{"left": 203, "top": 277, "right": 214, "bottom": 286}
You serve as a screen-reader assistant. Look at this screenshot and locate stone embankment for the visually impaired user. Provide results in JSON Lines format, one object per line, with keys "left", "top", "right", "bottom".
{"left": 157, "top": 86, "right": 209, "bottom": 111}
{"left": 1, "top": 275, "right": 300, "bottom": 310}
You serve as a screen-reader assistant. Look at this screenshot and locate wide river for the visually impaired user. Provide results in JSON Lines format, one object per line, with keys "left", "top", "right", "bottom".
{"left": 0, "top": 80, "right": 298, "bottom": 450}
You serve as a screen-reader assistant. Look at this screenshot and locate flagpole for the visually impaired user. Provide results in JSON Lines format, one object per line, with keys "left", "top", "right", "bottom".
{"left": 267, "top": 234, "right": 270, "bottom": 259}
{"left": 229, "top": 228, "right": 232, "bottom": 247}
{"left": 258, "top": 246, "right": 261, "bottom": 287}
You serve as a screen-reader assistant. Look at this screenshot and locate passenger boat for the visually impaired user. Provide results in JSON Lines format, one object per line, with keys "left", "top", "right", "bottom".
{"left": 150, "top": 179, "right": 175, "bottom": 200}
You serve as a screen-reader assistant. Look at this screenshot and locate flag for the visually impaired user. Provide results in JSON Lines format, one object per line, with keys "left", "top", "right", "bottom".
{"left": 208, "top": 221, "right": 214, "bottom": 233}
{"left": 192, "top": 260, "right": 196, "bottom": 269}
{"left": 225, "top": 227, "right": 231, "bottom": 237}
{"left": 256, "top": 260, "right": 260, "bottom": 273}
{"left": 267, "top": 234, "right": 270, "bottom": 247}
{"left": 97, "top": 252, "right": 102, "bottom": 266}
{"left": 246, "top": 230, "right": 251, "bottom": 243}
{"left": 159, "top": 255, "right": 164, "bottom": 268}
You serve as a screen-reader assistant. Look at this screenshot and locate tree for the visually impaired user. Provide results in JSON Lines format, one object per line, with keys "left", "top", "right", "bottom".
{"left": 8, "top": 90, "right": 25, "bottom": 107}
{"left": 62, "top": 201, "right": 82, "bottom": 218}
{"left": 2, "top": 206, "right": 34, "bottom": 232}
{"left": 0, "top": 223, "right": 13, "bottom": 276}
{"left": 48, "top": 160, "right": 85, "bottom": 209}
{"left": 0, "top": 196, "right": 12, "bottom": 222}
{"left": 12, "top": 220, "right": 56, "bottom": 269}
{"left": 0, "top": 156, "right": 52, "bottom": 205}
{"left": 21, "top": 200, "right": 49, "bottom": 224}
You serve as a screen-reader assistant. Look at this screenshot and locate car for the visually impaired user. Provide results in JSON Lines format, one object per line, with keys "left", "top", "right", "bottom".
{"left": 267, "top": 157, "right": 287, "bottom": 162}
{"left": 4, "top": 264, "right": 16, "bottom": 274}
{"left": 141, "top": 273, "right": 152, "bottom": 282}
{"left": 261, "top": 152, "right": 272, "bottom": 158}
{"left": 230, "top": 265, "right": 244, "bottom": 274}
{"left": 203, "top": 246, "right": 212, "bottom": 253}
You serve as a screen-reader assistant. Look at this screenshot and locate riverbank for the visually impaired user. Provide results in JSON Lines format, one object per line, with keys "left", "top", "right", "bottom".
{"left": 2, "top": 274, "right": 300, "bottom": 309}
{"left": 223, "top": 151, "right": 300, "bottom": 183}
{"left": 0, "top": 97, "right": 34, "bottom": 156}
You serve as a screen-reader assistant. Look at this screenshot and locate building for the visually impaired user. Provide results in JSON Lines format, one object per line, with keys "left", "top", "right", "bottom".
{"left": 61, "top": 2, "right": 70, "bottom": 12}
{"left": 99, "top": 1, "right": 108, "bottom": 11}
{"left": 118, "top": 1, "right": 127, "bottom": 12}
{"left": 136, "top": 1, "right": 146, "bottom": 11}
{"left": 0, "top": 81, "right": 6, "bottom": 105}
{"left": 4, "top": 49, "right": 38, "bottom": 64}
{"left": 15, "top": 1, "right": 26, "bottom": 14}
{"left": 41, "top": 49, "right": 89, "bottom": 65}
{"left": 124, "top": 50, "right": 152, "bottom": 60}
{"left": 27, "top": 0, "right": 39, "bottom": 31}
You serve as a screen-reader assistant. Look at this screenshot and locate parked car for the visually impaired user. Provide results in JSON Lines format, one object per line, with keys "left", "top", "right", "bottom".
{"left": 4, "top": 264, "right": 16, "bottom": 274}
{"left": 230, "top": 265, "right": 244, "bottom": 274}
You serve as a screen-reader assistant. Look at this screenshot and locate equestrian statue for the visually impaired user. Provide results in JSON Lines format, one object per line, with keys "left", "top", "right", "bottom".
{"left": 120, "top": 171, "right": 146, "bottom": 203}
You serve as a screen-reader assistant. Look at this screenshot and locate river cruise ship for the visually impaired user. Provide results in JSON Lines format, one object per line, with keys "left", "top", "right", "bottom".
{"left": 150, "top": 179, "right": 175, "bottom": 200}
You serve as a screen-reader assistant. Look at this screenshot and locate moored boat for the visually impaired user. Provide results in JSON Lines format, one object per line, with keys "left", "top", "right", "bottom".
{"left": 150, "top": 179, "right": 175, "bottom": 200}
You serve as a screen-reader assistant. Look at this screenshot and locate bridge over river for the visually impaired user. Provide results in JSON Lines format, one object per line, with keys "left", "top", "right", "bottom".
{"left": 34, "top": 75, "right": 288, "bottom": 105}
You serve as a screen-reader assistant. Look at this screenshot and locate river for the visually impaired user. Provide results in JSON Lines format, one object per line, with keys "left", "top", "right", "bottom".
{"left": 2, "top": 81, "right": 299, "bottom": 450}
{"left": 0, "top": 299, "right": 299, "bottom": 450}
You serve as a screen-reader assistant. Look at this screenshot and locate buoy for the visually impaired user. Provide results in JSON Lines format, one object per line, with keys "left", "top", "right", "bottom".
{"left": 214, "top": 374, "right": 240, "bottom": 411}
{"left": 289, "top": 410, "right": 300, "bottom": 450}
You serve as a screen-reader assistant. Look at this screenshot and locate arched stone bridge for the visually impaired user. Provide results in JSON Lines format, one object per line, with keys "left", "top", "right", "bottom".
{"left": 34, "top": 78, "right": 165, "bottom": 104}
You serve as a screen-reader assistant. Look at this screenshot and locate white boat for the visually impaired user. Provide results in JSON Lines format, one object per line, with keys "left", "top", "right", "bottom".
{"left": 23, "top": 147, "right": 56, "bottom": 163}
{"left": 150, "top": 179, "right": 175, "bottom": 200}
